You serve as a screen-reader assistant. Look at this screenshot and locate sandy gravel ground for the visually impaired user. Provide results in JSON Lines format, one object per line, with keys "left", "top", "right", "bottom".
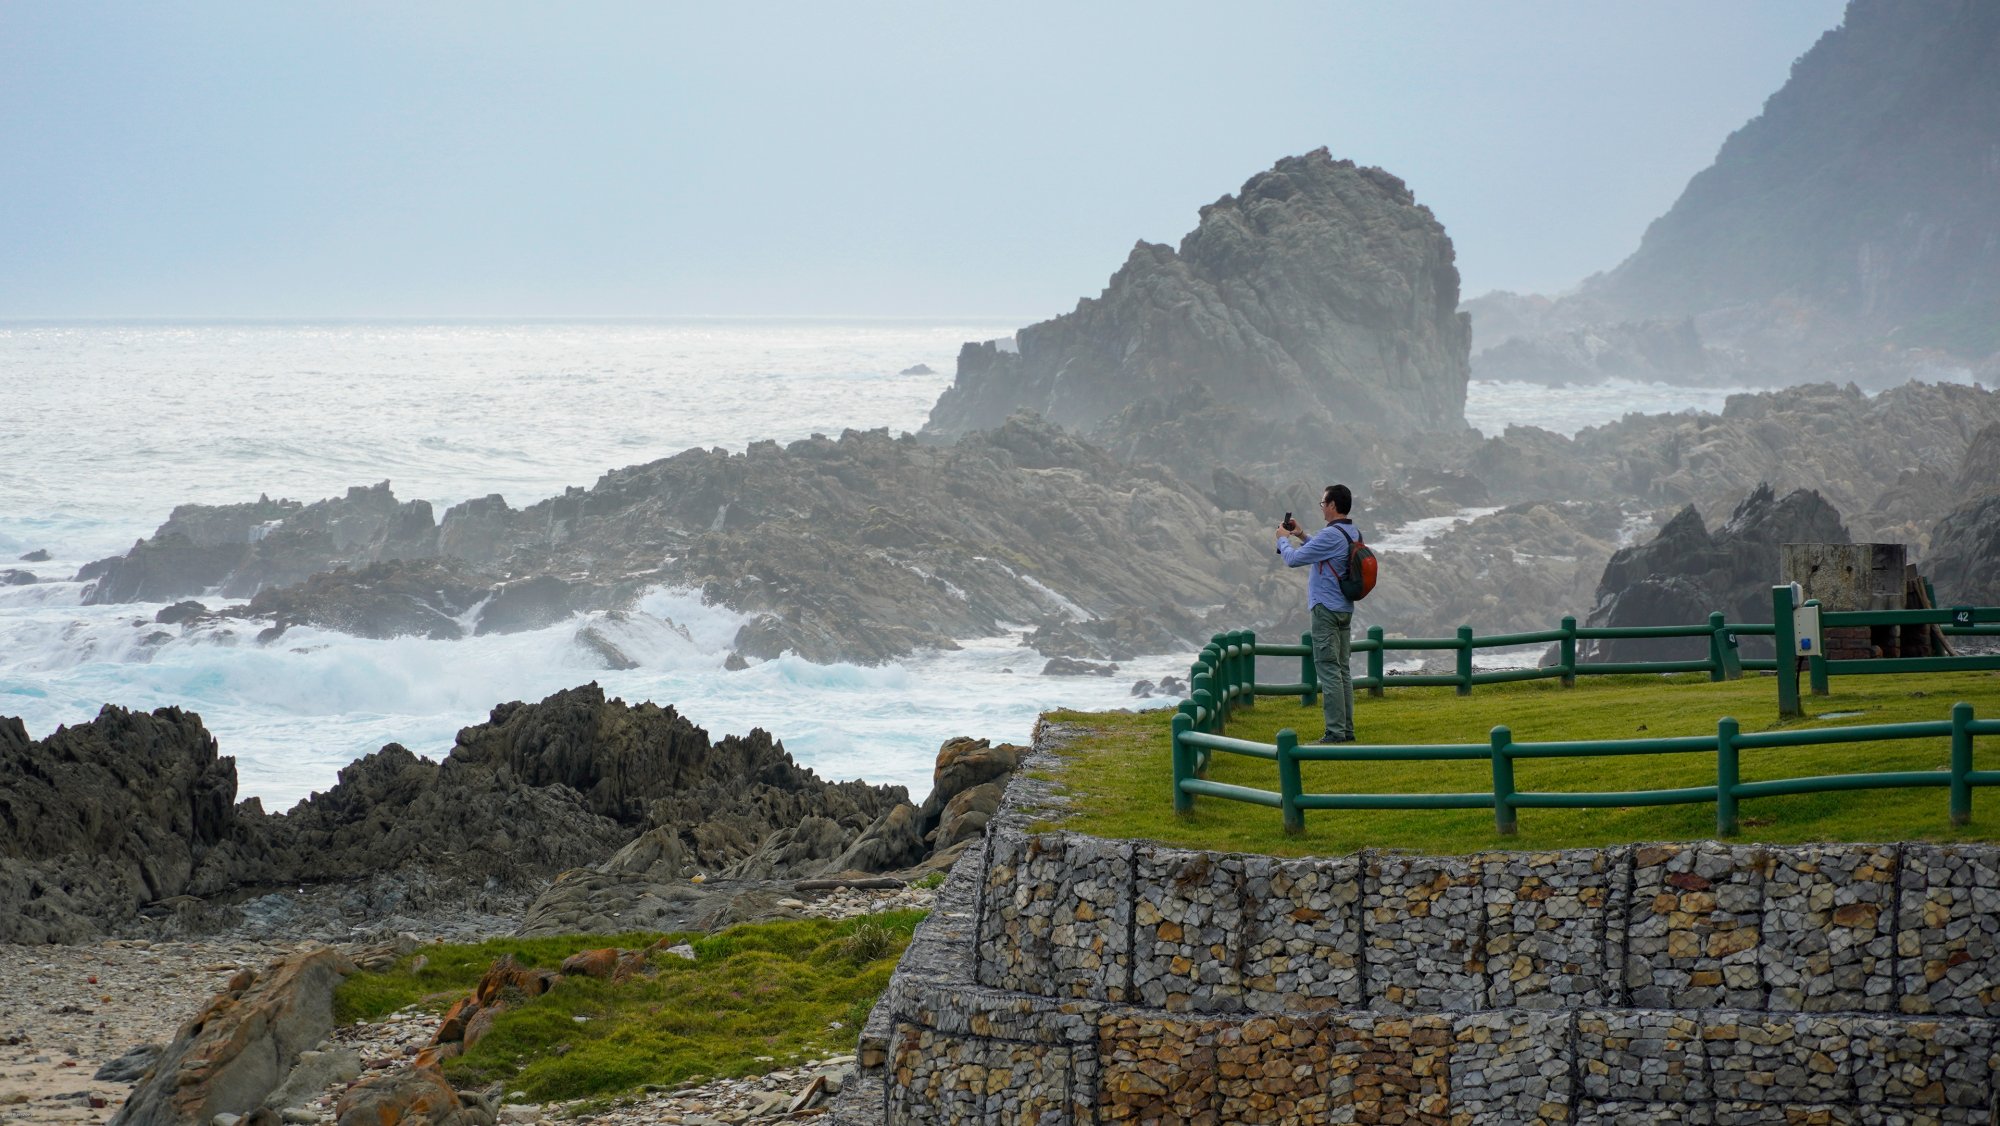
{"left": 0, "top": 884, "right": 930, "bottom": 1125}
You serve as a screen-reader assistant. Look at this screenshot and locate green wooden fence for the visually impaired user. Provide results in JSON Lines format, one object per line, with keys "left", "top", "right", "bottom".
{"left": 1772, "top": 584, "right": 2000, "bottom": 716}
{"left": 1170, "top": 702, "right": 2000, "bottom": 837}
{"left": 1170, "top": 597, "right": 2000, "bottom": 836}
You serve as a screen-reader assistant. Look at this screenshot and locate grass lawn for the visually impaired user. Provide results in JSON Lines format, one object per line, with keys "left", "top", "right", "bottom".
{"left": 333, "top": 912, "right": 924, "bottom": 1104}
{"left": 1039, "top": 670, "right": 2000, "bottom": 857}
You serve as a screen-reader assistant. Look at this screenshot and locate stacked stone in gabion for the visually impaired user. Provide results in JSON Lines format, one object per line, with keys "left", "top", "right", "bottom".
{"left": 977, "top": 830, "right": 1133, "bottom": 1002}
{"left": 1363, "top": 853, "right": 1486, "bottom": 1012}
{"left": 1624, "top": 843, "right": 1768, "bottom": 1009}
{"left": 1448, "top": 1010, "right": 1572, "bottom": 1122}
{"left": 1576, "top": 1010, "right": 1707, "bottom": 1103}
{"left": 1897, "top": 844, "right": 2000, "bottom": 1016}
{"left": 1129, "top": 850, "right": 1366, "bottom": 1014}
{"left": 1761, "top": 843, "right": 1898, "bottom": 1012}
{"left": 1098, "top": 1012, "right": 1338, "bottom": 1124}
{"left": 1483, "top": 848, "right": 1622, "bottom": 1009}
{"left": 1323, "top": 1013, "right": 1453, "bottom": 1123}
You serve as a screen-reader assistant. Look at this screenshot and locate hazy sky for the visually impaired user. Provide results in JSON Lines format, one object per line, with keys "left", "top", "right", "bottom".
{"left": 1, "top": 2, "right": 1846, "bottom": 319}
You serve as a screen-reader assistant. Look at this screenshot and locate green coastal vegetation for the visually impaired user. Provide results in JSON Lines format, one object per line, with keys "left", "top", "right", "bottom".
{"left": 333, "top": 911, "right": 925, "bottom": 1104}
{"left": 1041, "top": 671, "right": 2000, "bottom": 856}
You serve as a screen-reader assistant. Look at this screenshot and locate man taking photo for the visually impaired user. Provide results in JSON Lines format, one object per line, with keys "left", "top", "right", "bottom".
{"left": 1276, "top": 483, "right": 1363, "bottom": 745}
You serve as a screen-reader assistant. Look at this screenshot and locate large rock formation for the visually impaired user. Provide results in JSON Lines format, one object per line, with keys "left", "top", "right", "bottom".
{"left": 78, "top": 482, "right": 439, "bottom": 605}
{"left": 1924, "top": 422, "right": 2000, "bottom": 604}
{"left": 0, "top": 685, "right": 907, "bottom": 943}
{"left": 1583, "top": 485, "right": 1851, "bottom": 662}
{"left": 1471, "top": 0, "right": 2000, "bottom": 383}
{"left": 83, "top": 419, "right": 1262, "bottom": 665}
{"left": 924, "top": 148, "right": 1470, "bottom": 472}
{"left": 1460, "top": 380, "right": 2000, "bottom": 544}
{"left": 0, "top": 707, "right": 238, "bottom": 944}
{"left": 1587, "top": 0, "right": 2000, "bottom": 351}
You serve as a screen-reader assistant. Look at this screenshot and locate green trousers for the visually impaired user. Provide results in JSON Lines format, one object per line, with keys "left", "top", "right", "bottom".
{"left": 1312, "top": 604, "right": 1354, "bottom": 740}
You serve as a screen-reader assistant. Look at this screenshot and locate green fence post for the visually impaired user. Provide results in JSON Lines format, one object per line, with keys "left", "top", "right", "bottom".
{"left": 1241, "top": 629, "right": 1257, "bottom": 709}
{"left": 1707, "top": 612, "right": 1727, "bottom": 682}
{"left": 1367, "top": 626, "right": 1385, "bottom": 698}
{"left": 1192, "top": 685, "right": 1215, "bottom": 733}
{"left": 1276, "top": 728, "right": 1304, "bottom": 835}
{"left": 1171, "top": 712, "right": 1195, "bottom": 814}
{"left": 1774, "top": 586, "right": 1801, "bottom": 718}
{"left": 1716, "top": 717, "right": 1740, "bottom": 837}
{"left": 1299, "top": 630, "right": 1317, "bottom": 707}
{"left": 1559, "top": 615, "right": 1577, "bottom": 688}
{"left": 1951, "top": 702, "right": 1974, "bottom": 826}
{"left": 1716, "top": 618, "right": 1744, "bottom": 681}
{"left": 1209, "top": 634, "right": 1228, "bottom": 719}
{"left": 1456, "top": 626, "right": 1474, "bottom": 697}
{"left": 1490, "top": 725, "right": 1518, "bottom": 836}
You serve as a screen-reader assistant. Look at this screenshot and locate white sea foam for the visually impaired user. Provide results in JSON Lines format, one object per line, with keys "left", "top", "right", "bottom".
{"left": 1370, "top": 507, "right": 1505, "bottom": 554}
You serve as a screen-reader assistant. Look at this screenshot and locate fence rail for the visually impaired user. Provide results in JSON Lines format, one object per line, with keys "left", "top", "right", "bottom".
{"left": 1171, "top": 700, "right": 2000, "bottom": 837}
{"left": 1170, "top": 594, "right": 2000, "bottom": 836}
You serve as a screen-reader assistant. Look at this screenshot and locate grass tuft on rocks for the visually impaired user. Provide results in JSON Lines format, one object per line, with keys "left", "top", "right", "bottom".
{"left": 1041, "top": 670, "right": 2000, "bottom": 856}
{"left": 333, "top": 911, "right": 925, "bottom": 1102}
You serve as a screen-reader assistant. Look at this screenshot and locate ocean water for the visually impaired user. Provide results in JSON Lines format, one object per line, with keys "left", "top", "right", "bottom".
{"left": 0, "top": 321, "right": 1753, "bottom": 809}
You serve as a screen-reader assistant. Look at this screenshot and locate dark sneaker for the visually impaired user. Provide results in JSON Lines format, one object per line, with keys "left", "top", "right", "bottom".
{"left": 1313, "top": 733, "right": 1354, "bottom": 745}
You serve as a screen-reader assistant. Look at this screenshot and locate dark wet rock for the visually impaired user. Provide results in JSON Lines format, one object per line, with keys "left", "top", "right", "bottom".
{"left": 241, "top": 558, "right": 492, "bottom": 641}
{"left": 1584, "top": 485, "right": 1850, "bottom": 662}
{"left": 80, "top": 483, "right": 439, "bottom": 606}
{"left": 1040, "top": 656, "right": 1117, "bottom": 677}
{"left": 723, "top": 651, "right": 750, "bottom": 671}
{"left": 898, "top": 363, "right": 935, "bottom": 376}
{"left": 1, "top": 568, "right": 36, "bottom": 585}
{"left": 0, "top": 706, "right": 237, "bottom": 944}
{"left": 924, "top": 149, "right": 1470, "bottom": 473}
{"left": 2, "top": 684, "right": 904, "bottom": 943}
{"left": 472, "top": 574, "right": 580, "bottom": 635}
{"left": 18, "top": 548, "right": 51, "bottom": 562}
{"left": 154, "top": 600, "right": 208, "bottom": 625}
{"left": 1027, "top": 610, "right": 1193, "bottom": 662}
{"left": 446, "top": 683, "right": 902, "bottom": 852}
{"left": 575, "top": 623, "right": 639, "bottom": 670}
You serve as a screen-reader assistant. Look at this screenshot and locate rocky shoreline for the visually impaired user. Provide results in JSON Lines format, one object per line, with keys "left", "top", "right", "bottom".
{"left": 0, "top": 686, "right": 1027, "bottom": 1125}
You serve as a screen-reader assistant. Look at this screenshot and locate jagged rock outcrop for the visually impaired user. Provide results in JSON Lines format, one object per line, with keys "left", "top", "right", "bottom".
{"left": 0, "top": 706, "right": 238, "bottom": 944}
{"left": 1471, "top": 0, "right": 2000, "bottom": 385}
{"left": 78, "top": 482, "right": 438, "bottom": 605}
{"left": 1, "top": 685, "right": 906, "bottom": 943}
{"left": 1924, "top": 422, "right": 2000, "bottom": 603}
{"left": 1584, "top": 485, "right": 1851, "bottom": 662}
{"left": 1589, "top": 0, "right": 2000, "bottom": 352}
{"left": 924, "top": 148, "right": 1470, "bottom": 472}
{"left": 81, "top": 419, "right": 1260, "bottom": 665}
{"left": 1459, "top": 381, "right": 2000, "bottom": 543}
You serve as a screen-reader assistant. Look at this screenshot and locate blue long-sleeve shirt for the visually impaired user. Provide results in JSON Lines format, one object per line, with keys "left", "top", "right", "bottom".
{"left": 1277, "top": 520, "right": 1359, "bottom": 613}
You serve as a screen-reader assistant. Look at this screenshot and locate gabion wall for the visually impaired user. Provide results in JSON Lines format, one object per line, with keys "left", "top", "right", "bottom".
{"left": 829, "top": 738, "right": 2000, "bottom": 1124}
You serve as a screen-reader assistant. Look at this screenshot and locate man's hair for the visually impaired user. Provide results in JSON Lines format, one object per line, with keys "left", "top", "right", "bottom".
{"left": 1323, "top": 484, "right": 1352, "bottom": 515}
